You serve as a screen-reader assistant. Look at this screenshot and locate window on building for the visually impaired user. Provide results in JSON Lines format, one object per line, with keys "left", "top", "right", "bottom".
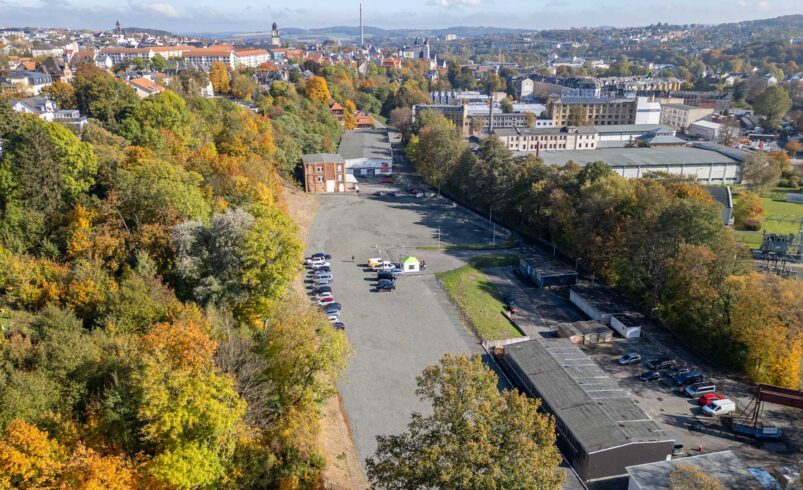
{"left": 316, "top": 165, "right": 324, "bottom": 173}
{"left": 316, "top": 176, "right": 324, "bottom": 183}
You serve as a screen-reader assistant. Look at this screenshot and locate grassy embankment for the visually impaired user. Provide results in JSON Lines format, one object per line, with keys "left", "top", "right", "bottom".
{"left": 735, "top": 188, "right": 803, "bottom": 248}
{"left": 436, "top": 254, "right": 522, "bottom": 341}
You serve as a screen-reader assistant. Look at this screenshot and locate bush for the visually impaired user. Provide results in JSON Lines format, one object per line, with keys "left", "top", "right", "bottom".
{"left": 742, "top": 218, "right": 761, "bottom": 231}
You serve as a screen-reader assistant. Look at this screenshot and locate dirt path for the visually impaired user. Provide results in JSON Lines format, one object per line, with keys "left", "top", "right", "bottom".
{"left": 282, "top": 183, "right": 368, "bottom": 490}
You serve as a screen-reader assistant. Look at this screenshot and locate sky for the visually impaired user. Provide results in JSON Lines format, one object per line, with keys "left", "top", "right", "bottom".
{"left": 0, "top": 0, "right": 800, "bottom": 33}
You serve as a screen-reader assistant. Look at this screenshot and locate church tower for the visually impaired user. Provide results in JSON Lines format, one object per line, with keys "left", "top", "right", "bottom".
{"left": 271, "top": 22, "right": 281, "bottom": 47}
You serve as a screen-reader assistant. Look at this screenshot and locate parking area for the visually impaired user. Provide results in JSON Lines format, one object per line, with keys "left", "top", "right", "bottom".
{"left": 480, "top": 255, "right": 802, "bottom": 473}
{"left": 305, "top": 183, "right": 502, "bottom": 467}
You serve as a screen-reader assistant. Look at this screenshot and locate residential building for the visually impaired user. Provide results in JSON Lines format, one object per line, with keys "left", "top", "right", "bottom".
{"left": 127, "top": 77, "right": 166, "bottom": 98}
{"left": 329, "top": 101, "right": 344, "bottom": 122}
{"left": 8, "top": 96, "right": 87, "bottom": 129}
{"left": 660, "top": 103, "right": 714, "bottom": 131}
{"left": 497, "top": 338, "right": 674, "bottom": 483}
{"left": 100, "top": 45, "right": 193, "bottom": 65}
{"left": 494, "top": 126, "right": 599, "bottom": 152}
{"left": 182, "top": 45, "right": 237, "bottom": 68}
{"left": 31, "top": 44, "right": 64, "bottom": 58}
{"left": 39, "top": 57, "right": 72, "bottom": 82}
{"left": 234, "top": 49, "right": 270, "bottom": 67}
{"left": 301, "top": 153, "right": 347, "bottom": 193}
{"left": 5, "top": 70, "right": 52, "bottom": 95}
{"left": 338, "top": 128, "right": 393, "bottom": 177}
{"left": 538, "top": 142, "right": 747, "bottom": 183}
{"left": 626, "top": 451, "right": 763, "bottom": 490}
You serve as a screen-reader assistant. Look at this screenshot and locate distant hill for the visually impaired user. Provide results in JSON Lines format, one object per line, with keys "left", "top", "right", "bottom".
{"left": 196, "top": 25, "right": 528, "bottom": 41}
{"left": 122, "top": 27, "right": 174, "bottom": 36}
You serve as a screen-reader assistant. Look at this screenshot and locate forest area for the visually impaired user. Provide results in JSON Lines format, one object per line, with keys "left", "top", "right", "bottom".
{"left": 407, "top": 110, "right": 803, "bottom": 390}
{"left": 0, "top": 63, "right": 367, "bottom": 488}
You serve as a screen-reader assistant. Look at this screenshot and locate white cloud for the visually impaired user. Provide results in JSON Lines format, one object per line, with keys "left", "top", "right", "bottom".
{"left": 430, "top": 0, "right": 482, "bottom": 8}
{"left": 139, "top": 2, "right": 180, "bottom": 17}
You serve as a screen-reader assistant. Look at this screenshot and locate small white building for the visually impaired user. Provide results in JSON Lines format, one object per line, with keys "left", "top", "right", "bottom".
{"left": 400, "top": 256, "right": 420, "bottom": 273}
{"left": 687, "top": 120, "right": 734, "bottom": 142}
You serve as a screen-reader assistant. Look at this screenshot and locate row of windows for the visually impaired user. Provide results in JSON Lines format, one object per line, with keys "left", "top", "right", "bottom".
{"left": 311, "top": 164, "right": 344, "bottom": 173}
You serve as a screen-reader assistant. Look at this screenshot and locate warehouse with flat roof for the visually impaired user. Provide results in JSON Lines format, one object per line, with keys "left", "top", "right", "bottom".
{"left": 499, "top": 338, "right": 673, "bottom": 482}
{"left": 519, "top": 252, "right": 578, "bottom": 287}
{"left": 539, "top": 143, "right": 746, "bottom": 183}
{"left": 338, "top": 128, "right": 393, "bottom": 176}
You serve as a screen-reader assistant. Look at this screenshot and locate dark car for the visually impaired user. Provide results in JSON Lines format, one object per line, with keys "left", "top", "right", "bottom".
{"left": 386, "top": 191, "right": 397, "bottom": 197}
{"left": 389, "top": 267, "right": 403, "bottom": 276}
{"left": 640, "top": 371, "right": 661, "bottom": 382}
{"left": 674, "top": 370, "right": 705, "bottom": 386}
{"left": 373, "top": 191, "right": 383, "bottom": 196}
{"left": 310, "top": 265, "right": 331, "bottom": 274}
{"left": 333, "top": 322, "right": 345, "bottom": 331}
{"left": 647, "top": 358, "right": 678, "bottom": 370}
{"left": 377, "top": 271, "right": 396, "bottom": 281}
{"left": 377, "top": 279, "right": 396, "bottom": 292}
{"left": 324, "top": 303, "right": 342, "bottom": 313}
{"left": 665, "top": 367, "right": 691, "bottom": 378}
{"left": 311, "top": 253, "right": 332, "bottom": 260}
{"left": 313, "top": 285, "right": 332, "bottom": 294}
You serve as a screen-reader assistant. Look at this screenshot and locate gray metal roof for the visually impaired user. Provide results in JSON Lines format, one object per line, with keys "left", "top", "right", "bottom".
{"left": 301, "top": 153, "right": 344, "bottom": 164}
{"left": 626, "top": 451, "right": 763, "bottom": 490}
{"left": 539, "top": 146, "right": 744, "bottom": 167}
{"left": 594, "top": 124, "right": 675, "bottom": 135}
{"left": 571, "top": 281, "right": 634, "bottom": 315}
{"left": 338, "top": 128, "right": 392, "bottom": 161}
{"left": 520, "top": 252, "right": 578, "bottom": 278}
{"left": 504, "top": 338, "right": 671, "bottom": 453}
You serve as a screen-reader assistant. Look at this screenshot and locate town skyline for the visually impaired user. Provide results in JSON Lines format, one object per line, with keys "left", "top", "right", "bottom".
{"left": 2, "top": 0, "right": 801, "bottom": 33}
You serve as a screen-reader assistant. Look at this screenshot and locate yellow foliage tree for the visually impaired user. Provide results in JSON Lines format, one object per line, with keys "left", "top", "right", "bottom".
{"left": 210, "top": 62, "right": 231, "bottom": 95}
{"left": 343, "top": 111, "right": 357, "bottom": 130}
{"left": 726, "top": 273, "right": 803, "bottom": 387}
{"left": 304, "top": 76, "right": 331, "bottom": 104}
{"left": 0, "top": 420, "right": 62, "bottom": 489}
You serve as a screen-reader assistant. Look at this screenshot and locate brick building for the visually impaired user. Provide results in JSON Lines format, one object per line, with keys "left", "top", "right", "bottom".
{"left": 302, "top": 153, "right": 347, "bottom": 193}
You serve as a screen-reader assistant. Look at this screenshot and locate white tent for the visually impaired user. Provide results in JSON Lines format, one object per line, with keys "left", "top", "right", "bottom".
{"left": 400, "top": 256, "right": 420, "bottom": 273}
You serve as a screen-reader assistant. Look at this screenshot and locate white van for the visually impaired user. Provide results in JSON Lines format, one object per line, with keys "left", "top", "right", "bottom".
{"left": 702, "top": 399, "right": 736, "bottom": 416}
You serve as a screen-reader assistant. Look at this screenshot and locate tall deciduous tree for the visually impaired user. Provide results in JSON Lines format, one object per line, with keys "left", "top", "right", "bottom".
{"left": 210, "top": 61, "right": 231, "bottom": 94}
{"left": 753, "top": 85, "right": 792, "bottom": 128}
{"left": 304, "top": 76, "right": 331, "bottom": 104}
{"left": 741, "top": 151, "right": 782, "bottom": 192}
{"left": 366, "top": 354, "right": 563, "bottom": 490}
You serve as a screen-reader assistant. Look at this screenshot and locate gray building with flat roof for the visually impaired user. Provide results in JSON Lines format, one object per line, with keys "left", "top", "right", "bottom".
{"left": 338, "top": 128, "right": 393, "bottom": 176}
{"left": 499, "top": 338, "right": 674, "bottom": 482}
{"left": 539, "top": 143, "right": 746, "bottom": 184}
{"left": 626, "top": 450, "right": 763, "bottom": 490}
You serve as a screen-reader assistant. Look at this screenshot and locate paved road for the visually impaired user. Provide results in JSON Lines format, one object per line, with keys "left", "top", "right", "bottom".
{"left": 305, "top": 186, "right": 498, "bottom": 469}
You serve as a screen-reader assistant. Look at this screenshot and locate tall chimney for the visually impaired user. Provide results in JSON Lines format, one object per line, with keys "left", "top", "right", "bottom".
{"left": 488, "top": 98, "right": 494, "bottom": 133}
{"left": 360, "top": 4, "right": 364, "bottom": 48}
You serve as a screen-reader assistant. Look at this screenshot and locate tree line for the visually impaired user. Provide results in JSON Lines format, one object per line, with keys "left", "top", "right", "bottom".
{"left": 408, "top": 111, "right": 802, "bottom": 389}
{"left": 0, "top": 63, "right": 351, "bottom": 488}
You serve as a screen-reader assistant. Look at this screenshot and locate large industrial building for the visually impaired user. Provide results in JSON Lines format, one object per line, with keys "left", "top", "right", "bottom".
{"left": 498, "top": 338, "right": 674, "bottom": 482}
{"left": 338, "top": 128, "right": 393, "bottom": 177}
{"left": 538, "top": 143, "right": 747, "bottom": 184}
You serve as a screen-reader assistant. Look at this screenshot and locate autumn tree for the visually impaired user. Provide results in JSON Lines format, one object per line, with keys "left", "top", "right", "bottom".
{"left": 366, "top": 354, "right": 563, "bottom": 490}
{"left": 231, "top": 73, "right": 258, "bottom": 101}
{"left": 0, "top": 420, "right": 62, "bottom": 489}
{"left": 41, "top": 81, "right": 76, "bottom": 109}
{"left": 389, "top": 106, "right": 413, "bottom": 142}
{"left": 210, "top": 61, "right": 231, "bottom": 94}
{"left": 305, "top": 76, "right": 331, "bottom": 104}
{"left": 733, "top": 191, "right": 764, "bottom": 230}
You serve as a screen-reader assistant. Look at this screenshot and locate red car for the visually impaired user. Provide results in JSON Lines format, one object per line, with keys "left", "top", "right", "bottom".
{"left": 380, "top": 177, "right": 394, "bottom": 184}
{"left": 698, "top": 393, "right": 726, "bottom": 406}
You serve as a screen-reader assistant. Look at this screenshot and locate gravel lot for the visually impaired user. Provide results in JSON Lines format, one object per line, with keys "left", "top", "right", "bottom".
{"left": 305, "top": 185, "right": 500, "bottom": 468}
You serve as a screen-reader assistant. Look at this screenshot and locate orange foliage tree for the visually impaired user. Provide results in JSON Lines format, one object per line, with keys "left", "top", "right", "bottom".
{"left": 304, "top": 76, "right": 331, "bottom": 105}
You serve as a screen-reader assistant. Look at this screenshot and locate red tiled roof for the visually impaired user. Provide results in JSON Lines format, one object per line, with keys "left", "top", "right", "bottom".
{"left": 128, "top": 77, "right": 165, "bottom": 94}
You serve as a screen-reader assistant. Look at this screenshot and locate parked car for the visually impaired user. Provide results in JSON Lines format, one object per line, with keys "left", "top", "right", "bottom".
{"left": 665, "top": 367, "right": 691, "bottom": 378}
{"left": 372, "top": 261, "right": 394, "bottom": 271}
{"left": 380, "top": 177, "right": 393, "bottom": 184}
{"left": 314, "top": 272, "right": 333, "bottom": 281}
{"left": 324, "top": 303, "right": 342, "bottom": 313}
{"left": 333, "top": 322, "right": 345, "bottom": 331}
{"left": 377, "top": 271, "right": 396, "bottom": 281}
{"left": 367, "top": 257, "right": 384, "bottom": 267}
{"left": 646, "top": 358, "right": 677, "bottom": 370}
{"left": 377, "top": 279, "right": 396, "bottom": 292}
{"left": 674, "top": 370, "right": 704, "bottom": 386}
{"left": 312, "top": 285, "right": 332, "bottom": 294}
{"left": 685, "top": 382, "right": 716, "bottom": 397}
{"left": 312, "top": 261, "right": 331, "bottom": 269}
{"left": 618, "top": 353, "right": 642, "bottom": 365}
{"left": 313, "top": 279, "right": 332, "bottom": 288}
{"left": 318, "top": 297, "right": 335, "bottom": 306}
{"left": 316, "top": 291, "right": 333, "bottom": 300}
{"left": 310, "top": 265, "right": 331, "bottom": 274}
{"left": 698, "top": 393, "right": 727, "bottom": 406}
{"left": 702, "top": 399, "right": 736, "bottom": 416}
{"left": 311, "top": 253, "right": 332, "bottom": 260}
{"left": 373, "top": 191, "right": 383, "bottom": 196}
{"left": 389, "top": 267, "right": 403, "bottom": 276}
{"left": 327, "top": 313, "right": 340, "bottom": 322}
{"left": 640, "top": 371, "right": 661, "bottom": 382}
{"left": 386, "top": 191, "right": 397, "bottom": 197}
